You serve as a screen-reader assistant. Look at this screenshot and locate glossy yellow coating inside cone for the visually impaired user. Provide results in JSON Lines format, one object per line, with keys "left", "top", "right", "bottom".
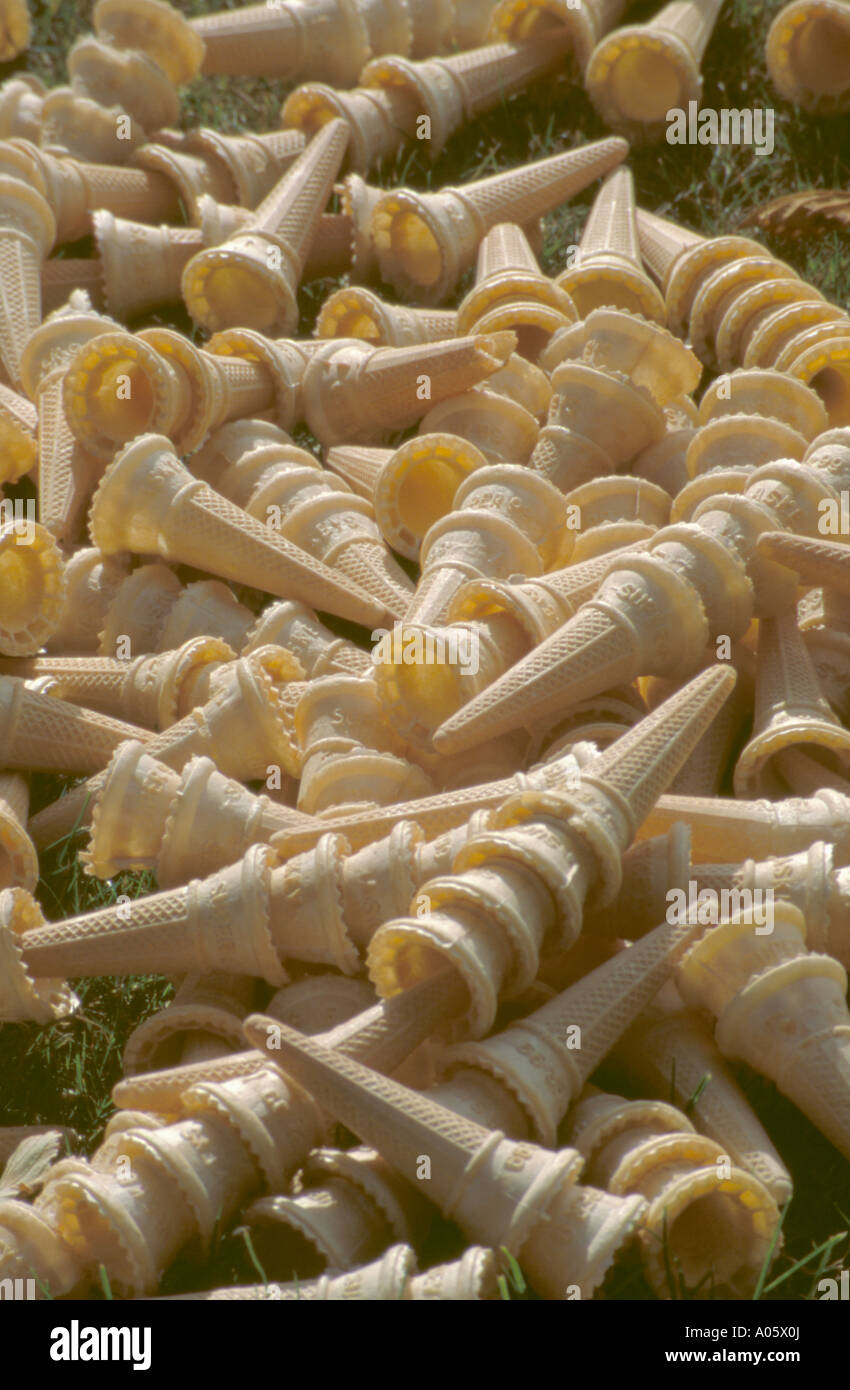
{"left": 90, "top": 360, "right": 156, "bottom": 440}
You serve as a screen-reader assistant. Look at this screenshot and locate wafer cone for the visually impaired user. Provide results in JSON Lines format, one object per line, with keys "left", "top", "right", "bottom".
{"left": 326, "top": 435, "right": 487, "bottom": 561}
{"left": 370, "top": 136, "right": 628, "bottom": 304}
{"left": 607, "top": 985, "right": 792, "bottom": 1204}
{"left": 676, "top": 903, "right": 850, "bottom": 1161}
{"left": 0, "top": 522, "right": 65, "bottom": 658}
{"left": 564, "top": 475, "right": 670, "bottom": 562}
{"left": 67, "top": 35, "right": 181, "bottom": 131}
{"left": 0, "top": 382, "right": 37, "bottom": 484}
{"left": 97, "top": 564, "right": 182, "bottom": 659}
{"left": 634, "top": 207, "right": 766, "bottom": 338}
{"left": 712, "top": 273, "right": 823, "bottom": 374}
{"left": 93, "top": 0, "right": 205, "bottom": 83}
{"left": 697, "top": 366, "right": 828, "bottom": 440}
{"left": 565, "top": 1089, "right": 780, "bottom": 1297}
{"left": 0, "top": 0, "right": 29, "bottom": 60}
{"left": 0, "top": 774, "right": 36, "bottom": 893}
{"left": 433, "top": 431, "right": 850, "bottom": 752}
{"left": 0, "top": 887, "right": 79, "bottom": 1024}
{"left": 189, "top": 418, "right": 414, "bottom": 620}
{"left": 267, "top": 976, "right": 376, "bottom": 1037}
{"left": 154, "top": 1245, "right": 415, "bottom": 1300}
{"left": 0, "top": 639, "right": 233, "bottom": 731}
{"left": 301, "top": 331, "right": 515, "bottom": 446}
{"left": 20, "top": 295, "right": 121, "bottom": 545}
{"left": 528, "top": 357, "right": 667, "bottom": 496}
{"left": 30, "top": 1063, "right": 328, "bottom": 1297}
{"left": 191, "top": 0, "right": 371, "bottom": 85}
{"left": 92, "top": 212, "right": 206, "bottom": 319}
{"left": 130, "top": 140, "right": 237, "bottom": 219}
{"left": 244, "top": 1145, "right": 431, "bottom": 1278}
{"left": 586, "top": 0, "right": 726, "bottom": 141}
{"left": 184, "top": 128, "right": 307, "bottom": 210}
{"left": 295, "top": 672, "right": 434, "bottom": 816}
{"left": 40, "top": 86, "right": 146, "bottom": 164}
{"left": 0, "top": 74, "right": 44, "bottom": 142}
{"left": 113, "top": 968, "right": 469, "bottom": 1118}
{"left": 0, "top": 141, "right": 171, "bottom": 246}
{"left": 123, "top": 973, "right": 258, "bottom": 1075}
{"left": 182, "top": 120, "right": 349, "bottom": 336}
{"left": 243, "top": 599, "right": 371, "bottom": 675}
{"left": 443, "top": 911, "right": 705, "bottom": 1145}
{"left": 0, "top": 177, "right": 54, "bottom": 387}
{"left": 316, "top": 288, "right": 457, "bottom": 347}
{"left": 695, "top": 840, "right": 850, "bottom": 967}
{"left": 759, "top": 529, "right": 850, "bottom": 595}
{"left": 88, "top": 434, "right": 390, "bottom": 629}
{"left": 371, "top": 667, "right": 737, "bottom": 1034}
{"left": 416, "top": 364, "right": 545, "bottom": 468}
{"left": 403, "top": 460, "right": 573, "bottom": 627}
{"left": 767, "top": 0, "right": 850, "bottom": 113}
{"left": 556, "top": 169, "right": 665, "bottom": 321}
{"left": 540, "top": 307, "right": 701, "bottom": 409}
{"left": 734, "top": 607, "right": 850, "bottom": 796}
{"left": 455, "top": 221, "right": 577, "bottom": 362}
{"left": 784, "top": 328, "right": 850, "bottom": 427}
{"left": 243, "top": 1016, "right": 646, "bottom": 1299}
{"left": 45, "top": 548, "right": 130, "bottom": 655}
{"left": 41, "top": 258, "right": 106, "bottom": 315}
{"left": 82, "top": 744, "right": 313, "bottom": 884}
{"left": 0, "top": 676, "right": 151, "bottom": 774}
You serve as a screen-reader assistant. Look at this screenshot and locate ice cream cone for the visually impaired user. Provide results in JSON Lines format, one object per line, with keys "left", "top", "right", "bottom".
{"left": 0, "top": 675, "right": 151, "bottom": 775}
{"left": 316, "top": 288, "right": 457, "bottom": 347}
{"left": 188, "top": 418, "right": 414, "bottom": 621}
{"left": 434, "top": 430, "right": 850, "bottom": 752}
{"left": 526, "top": 357, "right": 667, "bottom": 496}
{"left": 586, "top": 0, "right": 726, "bottom": 142}
{"left": 564, "top": 1089, "right": 780, "bottom": 1297}
{"left": 93, "top": 0, "right": 205, "bottom": 84}
{"left": 713, "top": 274, "right": 824, "bottom": 373}
{"left": 416, "top": 355, "right": 547, "bottom": 470}
{"left": 191, "top": 0, "right": 371, "bottom": 86}
{"left": 0, "top": 382, "right": 37, "bottom": 485}
{"left": 0, "top": 523, "right": 65, "bottom": 659}
{"left": 113, "top": 968, "right": 469, "bottom": 1118}
{"left": 295, "top": 672, "right": 434, "bottom": 816}
{"left": 88, "top": 434, "right": 390, "bottom": 629}
{"left": 0, "top": 140, "right": 180, "bottom": 246}
{"left": 641, "top": 647, "right": 754, "bottom": 795}
{"left": 679, "top": 416, "right": 809, "bottom": 520}
{"left": 489, "top": 0, "right": 628, "bottom": 65}
{"left": 92, "top": 212, "right": 207, "bottom": 320}
{"left": 40, "top": 86, "right": 146, "bottom": 165}
{"left": 634, "top": 208, "right": 768, "bottom": 338}
{"left": 0, "top": 887, "right": 79, "bottom": 1024}
{"left": 244, "top": 1145, "right": 431, "bottom": 1278}
{"left": 122, "top": 973, "right": 259, "bottom": 1075}
{"left": 182, "top": 128, "right": 308, "bottom": 211}
{"left": 696, "top": 367, "right": 828, "bottom": 440}
{"left": 540, "top": 306, "right": 701, "bottom": 409}
{"left": 20, "top": 295, "right": 121, "bottom": 545}
{"left": 44, "top": 548, "right": 130, "bottom": 656}
{"left": 326, "top": 435, "right": 486, "bottom": 562}
{"left": 0, "top": 74, "right": 44, "bottom": 143}
{"left": 0, "top": 177, "right": 54, "bottom": 387}
{"left": 0, "top": 774, "right": 37, "bottom": 893}
{"left": 182, "top": 120, "right": 349, "bottom": 337}
{"left": 243, "top": 1015, "right": 645, "bottom": 1298}
{"left": 734, "top": 607, "right": 850, "bottom": 797}
{"left": 607, "top": 985, "right": 793, "bottom": 1204}
{"left": 556, "top": 169, "right": 666, "bottom": 321}
{"left": 41, "top": 258, "right": 106, "bottom": 316}
{"left": 370, "top": 136, "right": 629, "bottom": 304}
{"left": 767, "top": 0, "right": 850, "bottom": 113}
{"left": 784, "top": 328, "right": 850, "bottom": 427}
{"left": 267, "top": 976, "right": 376, "bottom": 1037}
{"left": 455, "top": 221, "right": 577, "bottom": 363}
{"left": 0, "top": 1, "right": 31, "bottom": 63}
{"left": 242, "top": 599, "right": 372, "bottom": 675}
{"left": 66, "top": 35, "right": 180, "bottom": 132}
{"left": 442, "top": 911, "right": 704, "bottom": 1145}
{"left": 676, "top": 902, "right": 850, "bottom": 1162}
{"left": 372, "top": 667, "right": 737, "bottom": 1034}
{"left": 301, "top": 331, "right": 516, "bottom": 446}
{"left": 563, "top": 475, "right": 670, "bottom": 562}
{"left": 81, "top": 744, "right": 311, "bottom": 885}
{"left": 402, "top": 460, "right": 574, "bottom": 628}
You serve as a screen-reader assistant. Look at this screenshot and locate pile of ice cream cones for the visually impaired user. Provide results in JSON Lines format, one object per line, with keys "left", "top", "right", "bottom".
{"left": 0, "top": 0, "right": 848, "bottom": 1312}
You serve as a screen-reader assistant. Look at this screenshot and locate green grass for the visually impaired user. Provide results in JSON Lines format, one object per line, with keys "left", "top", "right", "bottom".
{"left": 1, "top": 0, "right": 849, "bottom": 1299}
